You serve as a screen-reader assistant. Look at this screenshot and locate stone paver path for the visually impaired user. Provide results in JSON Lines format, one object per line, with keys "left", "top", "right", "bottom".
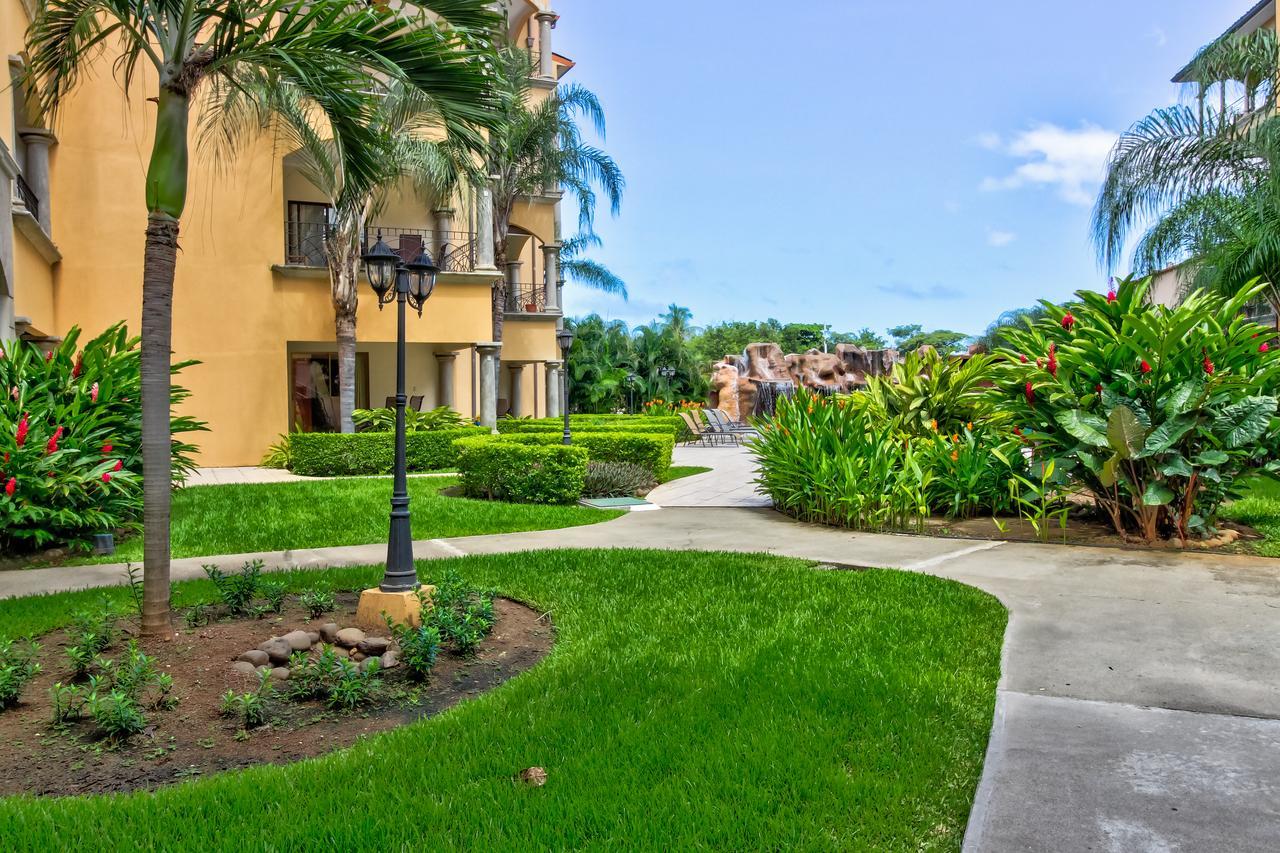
{"left": 4, "top": 502, "right": 1280, "bottom": 849}
{"left": 647, "top": 444, "right": 771, "bottom": 507}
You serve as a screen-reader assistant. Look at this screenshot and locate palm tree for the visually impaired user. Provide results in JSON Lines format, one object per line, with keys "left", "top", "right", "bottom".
{"left": 246, "top": 82, "right": 479, "bottom": 432}
{"left": 24, "top": 0, "right": 500, "bottom": 635}
{"left": 559, "top": 233, "right": 627, "bottom": 299}
{"left": 487, "top": 46, "right": 624, "bottom": 343}
{"left": 1093, "top": 26, "right": 1280, "bottom": 313}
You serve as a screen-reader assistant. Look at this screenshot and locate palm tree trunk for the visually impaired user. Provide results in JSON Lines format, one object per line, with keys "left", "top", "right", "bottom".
{"left": 140, "top": 213, "right": 178, "bottom": 638}
{"left": 139, "top": 86, "right": 189, "bottom": 638}
{"left": 491, "top": 233, "right": 507, "bottom": 343}
{"left": 336, "top": 307, "right": 357, "bottom": 431}
{"left": 327, "top": 224, "right": 360, "bottom": 433}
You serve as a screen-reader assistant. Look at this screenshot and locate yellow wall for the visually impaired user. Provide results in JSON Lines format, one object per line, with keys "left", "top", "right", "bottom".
{"left": 6, "top": 14, "right": 565, "bottom": 466}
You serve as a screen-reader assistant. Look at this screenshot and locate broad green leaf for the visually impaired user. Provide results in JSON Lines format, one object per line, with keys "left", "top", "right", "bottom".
{"left": 1139, "top": 414, "right": 1196, "bottom": 458}
{"left": 1212, "top": 396, "right": 1277, "bottom": 448}
{"left": 1142, "top": 482, "right": 1175, "bottom": 506}
{"left": 1106, "top": 405, "right": 1146, "bottom": 460}
{"left": 1160, "top": 380, "right": 1202, "bottom": 419}
{"left": 1194, "top": 449, "right": 1229, "bottom": 466}
{"left": 1100, "top": 454, "right": 1119, "bottom": 487}
{"left": 1159, "top": 456, "right": 1193, "bottom": 478}
{"left": 1056, "top": 409, "right": 1109, "bottom": 448}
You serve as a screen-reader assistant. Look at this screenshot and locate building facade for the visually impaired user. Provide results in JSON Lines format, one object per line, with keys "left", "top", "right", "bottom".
{"left": 0, "top": 0, "right": 573, "bottom": 466}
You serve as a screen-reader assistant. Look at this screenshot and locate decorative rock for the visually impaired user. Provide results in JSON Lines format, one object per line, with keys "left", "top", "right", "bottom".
{"left": 319, "top": 623, "right": 340, "bottom": 643}
{"left": 237, "top": 650, "right": 270, "bottom": 667}
{"left": 270, "top": 667, "right": 291, "bottom": 681}
{"left": 351, "top": 652, "right": 366, "bottom": 662}
{"left": 379, "top": 650, "right": 400, "bottom": 669}
{"left": 282, "top": 630, "right": 313, "bottom": 651}
{"left": 335, "top": 628, "right": 365, "bottom": 648}
{"left": 258, "top": 637, "right": 293, "bottom": 665}
{"left": 518, "top": 767, "right": 548, "bottom": 787}
{"left": 330, "top": 646, "right": 350, "bottom": 658}
{"left": 307, "top": 631, "right": 321, "bottom": 645}
{"left": 232, "top": 661, "right": 257, "bottom": 676}
{"left": 256, "top": 665, "right": 271, "bottom": 674}
{"left": 358, "top": 657, "right": 380, "bottom": 673}
{"left": 356, "top": 637, "right": 391, "bottom": 656}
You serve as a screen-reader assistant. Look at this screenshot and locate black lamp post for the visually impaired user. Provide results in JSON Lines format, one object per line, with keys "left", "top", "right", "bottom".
{"left": 625, "top": 372, "right": 639, "bottom": 413}
{"left": 362, "top": 233, "right": 439, "bottom": 592}
{"left": 556, "top": 327, "right": 575, "bottom": 445}
{"left": 658, "top": 365, "right": 677, "bottom": 401}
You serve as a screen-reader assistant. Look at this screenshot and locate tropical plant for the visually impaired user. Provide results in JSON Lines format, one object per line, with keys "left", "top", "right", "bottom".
{"left": 352, "top": 406, "right": 466, "bottom": 432}
{"left": 988, "top": 277, "right": 1280, "bottom": 542}
{"left": 23, "top": 0, "right": 502, "bottom": 636}
{"left": 844, "top": 348, "right": 997, "bottom": 436}
{"left": 486, "top": 46, "right": 624, "bottom": 343}
{"left": 203, "top": 560, "right": 263, "bottom": 617}
{"left": 0, "top": 638, "right": 42, "bottom": 709}
{"left": 559, "top": 232, "right": 626, "bottom": 299}
{"left": 886, "top": 324, "right": 970, "bottom": 355}
{"left": 0, "top": 326, "right": 203, "bottom": 553}
{"left": 299, "top": 587, "right": 337, "bottom": 619}
{"left": 582, "top": 461, "right": 656, "bottom": 498}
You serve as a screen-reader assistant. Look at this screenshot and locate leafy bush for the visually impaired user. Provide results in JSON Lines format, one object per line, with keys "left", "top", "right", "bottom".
{"left": 203, "top": 560, "right": 262, "bottom": 616}
{"left": 0, "top": 324, "right": 205, "bottom": 553}
{"left": 421, "top": 569, "right": 496, "bottom": 655}
{"left": 496, "top": 431, "right": 674, "bottom": 475}
{"left": 353, "top": 406, "right": 466, "bottom": 432}
{"left": 87, "top": 689, "right": 147, "bottom": 743}
{"left": 299, "top": 587, "right": 336, "bottom": 619}
{"left": 385, "top": 621, "right": 440, "bottom": 679}
{"left": 0, "top": 638, "right": 42, "bottom": 709}
{"left": 260, "top": 581, "right": 288, "bottom": 614}
{"left": 497, "top": 417, "right": 684, "bottom": 440}
{"left": 220, "top": 670, "right": 274, "bottom": 729}
{"left": 288, "top": 427, "right": 486, "bottom": 476}
{"left": 454, "top": 438, "right": 588, "bottom": 504}
{"left": 750, "top": 391, "right": 1023, "bottom": 529}
{"left": 326, "top": 658, "right": 380, "bottom": 710}
{"left": 844, "top": 347, "right": 997, "bottom": 435}
{"left": 989, "top": 277, "right": 1280, "bottom": 541}
{"left": 260, "top": 434, "right": 293, "bottom": 469}
{"left": 583, "top": 461, "right": 657, "bottom": 498}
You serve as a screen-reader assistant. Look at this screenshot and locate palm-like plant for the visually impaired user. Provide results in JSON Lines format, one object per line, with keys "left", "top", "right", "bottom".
{"left": 23, "top": 0, "right": 500, "bottom": 635}
{"left": 487, "top": 47, "right": 624, "bottom": 341}
{"left": 559, "top": 233, "right": 626, "bottom": 299}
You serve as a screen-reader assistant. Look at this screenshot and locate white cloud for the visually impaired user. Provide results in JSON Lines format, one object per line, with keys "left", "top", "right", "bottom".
{"left": 1147, "top": 27, "right": 1168, "bottom": 47}
{"left": 987, "top": 229, "right": 1016, "bottom": 247}
{"left": 979, "top": 122, "right": 1117, "bottom": 206}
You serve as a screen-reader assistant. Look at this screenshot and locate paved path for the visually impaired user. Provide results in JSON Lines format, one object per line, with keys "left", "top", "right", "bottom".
{"left": 647, "top": 444, "right": 771, "bottom": 507}
{"left": 4, "top": 508, "right": 1278, "bottom": 850}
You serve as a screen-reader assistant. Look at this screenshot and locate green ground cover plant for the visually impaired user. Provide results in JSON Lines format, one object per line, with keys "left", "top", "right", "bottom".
{"left": 47, "top": 478, "right": 618, "bottom": 566}
{"left": 0, "top": 325, "right": 204, "bottom": 553}
{"left": 0, "top": 549, "right": 1005, "bottom": 849}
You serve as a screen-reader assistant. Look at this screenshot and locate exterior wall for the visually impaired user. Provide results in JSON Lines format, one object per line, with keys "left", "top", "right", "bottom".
{"left": 5, "top": 2, "right": 568, "bottom": 466}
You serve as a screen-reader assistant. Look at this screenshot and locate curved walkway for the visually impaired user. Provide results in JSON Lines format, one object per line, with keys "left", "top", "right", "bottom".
{"left": 4, "top": 508, "right": 1279, "bottom": 850}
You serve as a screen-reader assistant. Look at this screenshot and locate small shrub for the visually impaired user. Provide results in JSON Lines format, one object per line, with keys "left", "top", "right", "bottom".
{"left": 220, "top": 670, "right": 273, "bottom": 729}
{"left": 203, "top": 560, "right": 262, "bottom": 616}
{"left": 0, "top": 638, "right": 42, "bottom": 709}
{"left": 299, "top": 587, "right": 336, "bottom": 619}
{"left": 383, "top": 612, "right": 440, "bottom": 680}
{"left": 326, "top": 658, "right": 380, "bottom": 711}
{"left": 49, "top": 682, "right": 87, "bottom": 725}
{"left": 422, "top": 569, "right": 497, "bottom": 655}
{"left": 353, "top": 406, "right": 466, "bottom": 432}
{"left": 87, "top": 689, "right": 146, "bottom": 744}
{"left": 288, "top": 646, "right": 338, "bottom": 701}
{"left": 260, "top": 434, "right": 293, "bottom": 469}
{"left": 582, "top": 461, "right": 657, "bottom": 498}
{"left": 496, "top": 431, "right": 674, "bottom": 476}
{"left": 288, "top": 427, "right": 486, "bottom": 476}
{"left": 260, "top": 581, "right": 288, "bottom": 614}
{"left": 182, "top": 603, "right": 210, "bottom": 629}
{"left": 454, "top": 438, "right": 588, "bottom": 504}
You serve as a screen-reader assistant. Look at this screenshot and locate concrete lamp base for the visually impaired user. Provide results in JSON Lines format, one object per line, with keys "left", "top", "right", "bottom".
{"left": 355, "top": 585, "right": 435, "bottom": 630}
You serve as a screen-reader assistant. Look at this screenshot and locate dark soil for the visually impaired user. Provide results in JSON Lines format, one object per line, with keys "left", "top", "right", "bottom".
{"left": 0, "top": 594, "right": 552, "bottom": 796}
{"left": 919, "top": 512, "right": 1262, "bottom": 551}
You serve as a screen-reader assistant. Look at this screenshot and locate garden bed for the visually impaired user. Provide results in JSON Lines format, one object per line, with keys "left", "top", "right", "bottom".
{"left": 0, "top": 593, "right": 551, "bottom": 796}
{"left": 917, "top": 512, "right": 1260, "bottom": 550}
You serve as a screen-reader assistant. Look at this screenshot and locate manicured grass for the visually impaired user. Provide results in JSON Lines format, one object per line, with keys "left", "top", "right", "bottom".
{"left": 57, "top": 478, "right": 621, "bottom": 566}
{"left": 0, "top": 550, "right": 1005, "bottom": 850}
{"left": 1221, "top": 475, "right": 1280, "bottom": 556}
{"left": 657, "top": 464, "right": 712, "bottom": 484}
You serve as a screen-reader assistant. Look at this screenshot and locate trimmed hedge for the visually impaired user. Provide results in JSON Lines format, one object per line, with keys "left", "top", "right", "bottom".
{"left": 498, "top": 416, "right": 683, "bottom": 440}
{"left": 493, "top": 431, "right": 674, "bottom": 475}
{"left": 289, "top": 427, "right": 488, "bottom": 476}
{"left": 454, "top": 438, "right": 588, "bottom": 504}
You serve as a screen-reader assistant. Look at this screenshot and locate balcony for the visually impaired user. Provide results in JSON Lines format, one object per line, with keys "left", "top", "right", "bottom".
{"left": 14, "top": 173, "right": 38, "bottom": 223}
{"left": 505, "top": 282, "right": 551, "bottom": 314}
{"left": 283, "top": 220, "right": 480, "bottom": 273}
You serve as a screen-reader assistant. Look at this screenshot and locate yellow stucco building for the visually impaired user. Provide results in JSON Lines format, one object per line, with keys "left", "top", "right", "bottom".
{"left": 0, "top": 0, "right": 574, "bottom": 466}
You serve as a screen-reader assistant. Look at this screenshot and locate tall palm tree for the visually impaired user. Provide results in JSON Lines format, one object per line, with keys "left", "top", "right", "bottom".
{"left": 1093, "top": 26, "right": 1280, "bottom": 312}
{"left": 236, "top": 82, "right": 479, "bottom": 433}
{"left": 487, "top": 46, "right": 624, "bottom": 343}
{"left": 24, "top": 0, "right": 500, "bottom": 635}
{"left": 559, "top": 232, "right": 626, "bottom": 299}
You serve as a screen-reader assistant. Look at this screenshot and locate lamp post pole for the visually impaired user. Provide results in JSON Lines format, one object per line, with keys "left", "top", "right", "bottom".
{"left": 362, "top": 234, "right": 439, "bottom": 593}
{"left": 557, "top": 327, "right": 575, "bottom": 445}
{"left": 658, "top": 366, "right": 676, "bottom": 403}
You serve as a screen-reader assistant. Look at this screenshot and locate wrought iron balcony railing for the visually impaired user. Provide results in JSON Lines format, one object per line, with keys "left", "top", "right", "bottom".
{"left": 14, "top": 173, "right": 38, "bottom": 223}
{"left": 284, "top": 220, "right": 480, "bottom": 273}
{"left": 505, "top": 282, "right": 550, "bottom": 313}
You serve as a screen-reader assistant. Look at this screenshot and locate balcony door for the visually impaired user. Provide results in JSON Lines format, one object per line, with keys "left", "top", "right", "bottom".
{"left": 291, "top": 352, "right": 369, "bottom": 433}
{"left": 286, "top": 201, "right": 333, "bottom": 267}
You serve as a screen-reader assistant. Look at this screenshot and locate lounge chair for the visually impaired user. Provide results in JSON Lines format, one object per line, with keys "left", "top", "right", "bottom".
{"left": 680, "top": 410, "right": 738, "bottom": 446}
{"left": 705, "top": 408, "right": 755, "bottom": 436}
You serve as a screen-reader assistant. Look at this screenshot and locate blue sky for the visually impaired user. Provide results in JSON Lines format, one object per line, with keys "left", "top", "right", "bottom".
{"left": 553, "top": 0, "right": 1238, "bottom": 338}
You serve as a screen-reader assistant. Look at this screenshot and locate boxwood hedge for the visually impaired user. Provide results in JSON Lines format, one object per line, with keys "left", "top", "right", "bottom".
{"left": 454, "top": 438, "right": 588, "bottom": 504}
{"left": 495, "top": 431, "right": 673, "bottom": 475}
{"left": 289, "top": 427, "right": 488, "bottom": 477}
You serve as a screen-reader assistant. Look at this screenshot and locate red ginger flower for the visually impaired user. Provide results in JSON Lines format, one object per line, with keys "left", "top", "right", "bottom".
{"left": 15, "top": 413, "right": 28, "bottom": 447}
{"left": 1261, "top": 342, "right": 1270, "bottom": 353}
{"left": 72, "top": 354, "right": 82, "bottom": 378}
{"left": 1202, "top": 354, "right": 1214, "bottom": 375}
{"left": 1140, "top": 360, "right": 1152, "bottom": 374}
{"left": 1061, "top": 312, "right": 1076, "bottom": 330}
{"left": 44, "top": 350, "right": 52, "bottom": 362}
{"left": 112, "top": 459, "right": 123, "bottom": 472}
{"left": 90, "top": 382, "right": 99, "bottom": 403}
{"left": 1106, "top": 290, "right": 1117, "bottom": 303}
{"left": 1095, "top": 383, "right": 1103, "bottom": 393}
{"left": 102, "top": 442, "right": 113, "bottom": 454}
{"left": 1019, "top": 353, "right": 1028, "bottom": 363}
{"left": 1046, "top": 343, "right": 1058, "bottom": 378}
{"left": 101, "top": 472, "right": 112, "bottom": 484}
{"left": 4, "top": 477, "right": 14, "bottom": 497}
{"left": 46, "top": 426, "right": 63, "bottom": 455}
{"left": 1025, "top": 381, "right": 1035, "bottom": 403}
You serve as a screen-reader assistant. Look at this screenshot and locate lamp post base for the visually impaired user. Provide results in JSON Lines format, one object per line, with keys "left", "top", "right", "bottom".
{"left": 355, "top": 585, "right": 436, "bottom": 630}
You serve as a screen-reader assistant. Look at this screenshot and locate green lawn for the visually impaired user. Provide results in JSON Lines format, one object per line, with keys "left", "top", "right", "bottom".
{"left": 1221, "top": 474, "right": 1280, "bottom": 556}
{"left": 57, "top": 478, "right": 621, "bottom": 566}
{"left": 657, "top": 464, "right": 712, "bottom": 484}
{"left": 0, "top": 550, "right": 1005, "bottom": 850}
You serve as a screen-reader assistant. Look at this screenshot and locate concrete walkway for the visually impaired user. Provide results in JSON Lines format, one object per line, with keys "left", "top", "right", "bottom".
{"left": 4, "top": 509, "right": 1279, "bottom": 850}
{"left": 646, "top": 444, "right": 771, "bottom": 507}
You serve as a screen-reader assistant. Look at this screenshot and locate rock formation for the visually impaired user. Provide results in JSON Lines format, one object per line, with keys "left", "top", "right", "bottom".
{"left": 708, "top": 342, "right": 900, "bottom": 419}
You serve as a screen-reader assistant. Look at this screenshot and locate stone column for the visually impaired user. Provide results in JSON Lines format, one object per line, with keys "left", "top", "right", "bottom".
{"left": 476, "top": 181, "right": 497, "bottom": 270}
{"left": 18, "top": 129, "right": 55, "bottom": 234}
{"left": 0, "top": 138, "right": 16, "bottom": 341}
{"left": 434, "top": 351, "right": 457, "bottom": 410}
{"left": 476, "top": 342, "right": 502, "bottom": 430}
{"left": 542, "top": 243, "right": 560, "bottom": 312}
{"left": 556, "top": 277, "right": 566, "bottom": 321}
{"left": 536, "top": 12, "right": 557, "bottom": 78}
{"left": 507, "top": 363, "right": 524, "bottom": 418}
{"left": 432, "top": 207, "right": 453, "bottom": 268}
{"left": 505, "top": 260, "right": 523, "bottom": 311}
{"left": 545, "top": 360, "right": 562, "bottom": 418}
